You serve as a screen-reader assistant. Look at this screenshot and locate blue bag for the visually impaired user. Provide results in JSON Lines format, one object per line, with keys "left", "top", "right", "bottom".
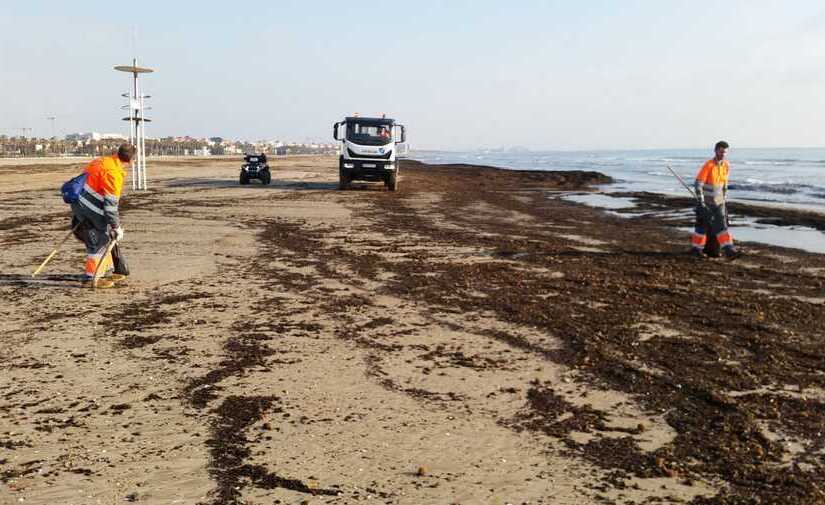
{"left": 61, "top": 173, "right": 88, "bottom": 204}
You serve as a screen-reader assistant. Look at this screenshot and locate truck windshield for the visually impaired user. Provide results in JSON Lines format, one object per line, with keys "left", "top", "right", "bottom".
{"left": 346, "top": 122, "right": 393, "bottom": 146}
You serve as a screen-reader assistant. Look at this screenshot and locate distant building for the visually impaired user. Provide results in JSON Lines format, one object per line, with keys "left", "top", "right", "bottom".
{"left": 65, "top": 132, "right": 126, "bottom": 142}
{"left": 66, "top": 132, "right": 100, "bottom": 142}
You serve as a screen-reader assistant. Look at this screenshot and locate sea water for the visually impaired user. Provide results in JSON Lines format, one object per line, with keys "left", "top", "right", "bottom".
{"left": 410, "top": 148, "right": 825, "bottom": 211}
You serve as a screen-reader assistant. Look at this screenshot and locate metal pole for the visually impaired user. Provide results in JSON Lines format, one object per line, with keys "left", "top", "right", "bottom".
{"left": 138, "top": 75, "right": 143, "bottom": 190}
{"left": 115, "top": 60, "right": 153, "bottom": 190}
{"left": 140, "top": 91, "right": 147, "bottom": 190}
{"left": 130, "top": 89, "right": 136, "bottom": 190}
{"left": 142, "top": 124, "right": 147, "bottom": 189}
{"left": 135, "top": 77, "right": 140, "bottom": 189}
{"left": 133, "top": 59, "right": 141, "bottom": 190}
{"left": 129, "top": 98, "right": 135, "bottom": 146}
{"left": 128, "top": 88, "right": 136, "bottom": 190}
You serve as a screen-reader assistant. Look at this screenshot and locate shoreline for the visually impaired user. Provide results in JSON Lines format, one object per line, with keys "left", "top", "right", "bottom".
{"left": 408, "top": 152, "right": 825, "bottom": 214}
{"left": 410, "top": 158, "right": 825, "bottom": 255}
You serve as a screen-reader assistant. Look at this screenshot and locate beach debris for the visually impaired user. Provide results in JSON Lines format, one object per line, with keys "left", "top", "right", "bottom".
{"left": 656, "top": 457, "right": 679, "bottom": 478}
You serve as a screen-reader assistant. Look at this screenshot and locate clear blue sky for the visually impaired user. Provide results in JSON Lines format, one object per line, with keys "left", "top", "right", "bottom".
{"left": 2, "top": 1, "right": 824, "bottom": 150}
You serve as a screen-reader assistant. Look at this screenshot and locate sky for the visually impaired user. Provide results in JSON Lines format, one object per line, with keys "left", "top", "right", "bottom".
{"left": 1, "top": 1, "right": 825, "bottom": 150}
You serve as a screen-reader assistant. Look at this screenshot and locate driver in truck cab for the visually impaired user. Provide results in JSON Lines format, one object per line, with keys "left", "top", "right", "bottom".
{"left": 378, "top": 127, "right": 391, "bottom": 140}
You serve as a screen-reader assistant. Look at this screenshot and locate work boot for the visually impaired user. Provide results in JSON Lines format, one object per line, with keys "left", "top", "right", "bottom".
{"left": 689, "top": 248, "right": 706, "bottom": 259}
{"left": 81, "top": 277, "right": 116, "bottom": 289}
{"left": 723, "top": 247, "right": 741, "bottom": 260}
{"left": 109, "top": 273, "right": 128, "bottom": 283}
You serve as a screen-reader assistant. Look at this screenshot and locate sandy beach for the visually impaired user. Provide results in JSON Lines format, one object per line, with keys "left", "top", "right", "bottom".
{"left": 1, "top": 156, "right": 824, "bottom": 505}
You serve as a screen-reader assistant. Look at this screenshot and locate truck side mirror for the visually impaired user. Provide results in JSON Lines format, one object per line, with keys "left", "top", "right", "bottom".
{"left": 398, "top": 125, "right": 406, "bottom": 143}
{"left": 333, "top": 122, "right": 341, "bottom": 141}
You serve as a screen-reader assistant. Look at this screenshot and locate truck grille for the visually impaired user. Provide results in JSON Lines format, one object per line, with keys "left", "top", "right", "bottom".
{"left": 347, "top": 148, "right": 391, "bottom": 160}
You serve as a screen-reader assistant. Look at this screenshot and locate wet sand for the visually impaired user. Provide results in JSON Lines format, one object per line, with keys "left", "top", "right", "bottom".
{"left": 1, "top": 156, "right": 824, "bottom": 505}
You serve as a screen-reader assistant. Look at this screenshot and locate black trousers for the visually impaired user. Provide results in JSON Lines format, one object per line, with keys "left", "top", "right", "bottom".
{"left": 71, "top": 216, "right": 129, "bottom": 276}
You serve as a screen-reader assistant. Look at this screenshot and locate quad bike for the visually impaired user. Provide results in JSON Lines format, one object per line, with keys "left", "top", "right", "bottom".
{"left": 240, "top": 153, "right": 271, "bottom": 185}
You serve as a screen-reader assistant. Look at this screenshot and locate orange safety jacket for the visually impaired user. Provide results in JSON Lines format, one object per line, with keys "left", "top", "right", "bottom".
{"left": 77, "top": 155, "right": 126, "bottom": 228}
{"left": 693, "top": 158, "right": 729, "bottom": 206}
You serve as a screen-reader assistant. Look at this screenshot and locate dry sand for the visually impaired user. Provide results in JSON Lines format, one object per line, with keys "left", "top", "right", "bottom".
{"left": 1, "top": 156, "right": 824, "bottom": 505}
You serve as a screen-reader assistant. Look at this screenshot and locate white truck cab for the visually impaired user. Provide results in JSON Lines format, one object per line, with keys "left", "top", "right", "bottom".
{"left": 333, "top": 115, "right": 407, "bottom": 191}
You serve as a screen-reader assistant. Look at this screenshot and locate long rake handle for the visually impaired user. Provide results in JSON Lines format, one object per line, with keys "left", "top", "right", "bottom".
{"left": 31, "top": 224, "right": 80, "bottom": 277}
{"left": 91, "top": 238, "right": 118, "bottom": 289}
{"left": 666, "top": 164, "right": 700, "bottom": 202}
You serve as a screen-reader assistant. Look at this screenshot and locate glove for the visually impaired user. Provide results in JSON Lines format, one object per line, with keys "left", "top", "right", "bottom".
{"left": 110, "top": 226, "right": 124, "bottom": 242}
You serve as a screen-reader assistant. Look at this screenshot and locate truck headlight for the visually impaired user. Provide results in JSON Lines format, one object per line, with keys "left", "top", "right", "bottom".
{"left": 344, "top": 163, "right": 354, "bottom": 168}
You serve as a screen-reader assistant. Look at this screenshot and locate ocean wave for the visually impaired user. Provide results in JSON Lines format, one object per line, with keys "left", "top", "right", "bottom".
{"left": 743, "top": 160, "right": 792, "bottom": 166}
{"left": 728, "top": 182, "right": 816, "bottom": 195}
{"left": 742, "top": 158, "right": 825, "bottom": 165}
{"left": 663, "top": 156, "right": 706, "bottom": 162}
{"left": 745, "top": 158, "right": 800, "bottom": 164}
{"left": 742, "top": 178, "right": 817, "bottom": 188}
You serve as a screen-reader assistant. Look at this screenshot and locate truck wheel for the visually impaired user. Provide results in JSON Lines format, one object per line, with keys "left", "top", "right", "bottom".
{"left": 261, "top": 172, "right": 271, "bottom": 185}
{"left": 386, "top": 171, "right": 398, "bottom": 192}
{"left": 338, "top": 160, "right": 349, "bottom": 190}
{"left": 239, "top": 173, "right": 249, "bottom": 185}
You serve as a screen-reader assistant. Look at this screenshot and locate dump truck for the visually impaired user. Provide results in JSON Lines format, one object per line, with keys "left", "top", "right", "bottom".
{"left": 333, "top": 115, "right": 406, "bottom": 191}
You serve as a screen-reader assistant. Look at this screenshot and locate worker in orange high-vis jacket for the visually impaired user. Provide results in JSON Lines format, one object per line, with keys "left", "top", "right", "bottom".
{"left": 690, "top": 140, "right": 739, "bottom": 259}
{"left": 70, "top": 144, "right": 135, "bottom": 288}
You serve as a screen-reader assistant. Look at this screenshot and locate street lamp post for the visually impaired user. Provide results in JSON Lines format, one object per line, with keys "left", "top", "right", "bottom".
{"left": 114, "top": 59, "right": 154, "bottom": 190}
{"left": 46, "top": 116, "right": 56, "bottom": 139}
